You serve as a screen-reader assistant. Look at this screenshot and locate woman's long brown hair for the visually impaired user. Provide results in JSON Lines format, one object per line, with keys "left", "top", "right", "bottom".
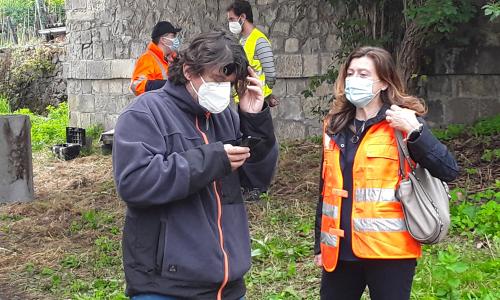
{"left": 325, "top": 46, "right": 427, "bottom": 135}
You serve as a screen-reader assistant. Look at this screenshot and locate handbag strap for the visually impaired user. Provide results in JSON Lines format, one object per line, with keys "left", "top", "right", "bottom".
{"left": 395, "top": 130, "right": 415, "bottom": 178}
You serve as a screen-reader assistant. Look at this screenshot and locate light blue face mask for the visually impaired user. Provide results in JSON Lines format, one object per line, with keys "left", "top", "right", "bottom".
{"left": 344, "top": 77, "right": 380, "bottom": 108}
{"left": 165, "top": 37, "right": 181, "bottom": 51}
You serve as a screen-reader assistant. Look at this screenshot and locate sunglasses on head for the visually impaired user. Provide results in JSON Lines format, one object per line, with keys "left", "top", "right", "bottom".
{"left": 222, "top": 63, "right": 236, "bottom": 76}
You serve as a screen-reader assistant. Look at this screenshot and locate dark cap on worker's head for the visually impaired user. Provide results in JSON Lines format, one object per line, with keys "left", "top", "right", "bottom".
{"left": 151, "top": 21, "right": 181, "bottom": 39}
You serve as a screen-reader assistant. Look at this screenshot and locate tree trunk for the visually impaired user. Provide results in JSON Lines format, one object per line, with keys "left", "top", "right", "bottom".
{"left": 6, "top": 16, "right": 18, "bottom": 44}
{"left": 395, "top": 18, "right": 427, "bottom": 91}
{"left": 35, "top": 0, "right": 48, "bottom": 30}
{"left": 0, "top": 115, "right": 34, "bottom": 203}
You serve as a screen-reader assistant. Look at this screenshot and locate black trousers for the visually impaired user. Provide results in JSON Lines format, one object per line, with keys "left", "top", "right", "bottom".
{"left": 320, "top": 259, "right": 417, "bottom": 300}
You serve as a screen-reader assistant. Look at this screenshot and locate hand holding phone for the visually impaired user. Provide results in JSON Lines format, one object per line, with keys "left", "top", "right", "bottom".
{"left": 240, "top": 136, "right": 262, "bottom": 150}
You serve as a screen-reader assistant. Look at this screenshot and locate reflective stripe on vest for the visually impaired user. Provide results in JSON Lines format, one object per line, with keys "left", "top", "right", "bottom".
{"left": 320, "top": 121, "right": 421, "bottom": 272}
{"left": 322, "top": 202, "right": 339, "bottom": 219}
{"left": 130, "top": 75, "right": 148, "bottom": 96}
{"left": 353, "top": 218, "right": 406, "bottom": 232}
{"left": 148, "top": 50, "right": 168, "bottom": 79}
{"left": 321, "top": 232, "right": 338, "bottom": 247}
{"left": 242, "top": 28, "right": 272, "bottom": 98}
{"left": 355, "top": 188, "right": 397, "bottom": 202}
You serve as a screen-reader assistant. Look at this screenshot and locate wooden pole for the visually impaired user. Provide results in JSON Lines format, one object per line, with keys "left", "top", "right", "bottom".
{"left": 0, "top": 115, "right": 34, "bottom": 203}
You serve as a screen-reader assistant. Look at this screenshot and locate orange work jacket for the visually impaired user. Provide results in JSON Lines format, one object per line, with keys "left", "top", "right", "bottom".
{"left": 130, "top": 42, "right": 169, "bottom": 96}
{"left": 320, "top": 121, "right": 421, "bottom": 272}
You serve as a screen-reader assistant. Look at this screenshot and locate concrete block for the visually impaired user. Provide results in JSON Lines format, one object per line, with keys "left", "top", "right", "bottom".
{"left": 115, "top": 40, "right": 129, "bottom": 59}
{"left": 79, "top": 113, "right": 92, "bottom": 128}
{"left": 81, "top": 80, "right": 92, "bottom": 94}
{"left": 92, "top": 80, "right": 109, "bottom": 95}
{"left": 93, "top": 42, "right": 103, "bottom": 60}
{"left": 111, "top": 59, "right": 136, "bottom": 79}
{"left": 277, "top": 97, "right": 303, "bottom": 121}
{"left": 72, "top": 60, "right": 87, "bottom": 79}
{"left": 82, "top": 43, "right": 93, "bottom": 60}
{"left": 109, "top": 79, "right": 123, "bottom": 95}
{"left": 103, "top": 42, "right": 114, "bottom": 60}
{"left": 70, "top": 111, "right": 80, "bottom": 127}
{"left": 99, "top": 26, "right": 111, "bottom": 41}
{"left": 273, "top": 22, "right": 290, "bottom": 36}
{"left": 86, "top": 61, "right": 111, "bottom": 79}
{"left": 286, "top": 78, "right": 308, "bottom": 95}
{"left": 456, "top": 75, "right": 497, "bottom": 98}
{"left": 285, "top": 38, "right": 299, "bottom": 53}
{"left": 272, "top": 79, "right": 286, "bottom": 97}
{"left": 275, "top": 54, "right": 303, "bottom": 78}
{"left": 104, "top": 114, "right": 120, "bottom": 130}
{"left": 302, "top": 37, "right": 321, "bottom": 54}
{"left": 77, "top": 94, "right": 95, "bottom": 113}
{"left": 81, "top": 30, "right": 92, "bottom": 44}
{"left": 302, "top": 54, "right": 320, "bottom": 77}
{"left": 0, "top": 115, "right": 34, "bottom": 203}
{"left": 274, "top": 120, "right": 306, "bottom": 141}
{"left": 131, "top": 41, "right": 146, "bottom": 59}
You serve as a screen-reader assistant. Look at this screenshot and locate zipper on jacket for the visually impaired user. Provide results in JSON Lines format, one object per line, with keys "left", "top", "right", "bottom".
{"left": 195, "top": 116, "right": 229, "bottom": 300}
{"left": 205, "top": 112, "right": 210, "bottom": 131}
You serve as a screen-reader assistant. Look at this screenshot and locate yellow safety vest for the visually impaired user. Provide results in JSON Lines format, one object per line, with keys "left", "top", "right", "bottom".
{"left": 236, "top": 28, "right": 273, "bottom": 102}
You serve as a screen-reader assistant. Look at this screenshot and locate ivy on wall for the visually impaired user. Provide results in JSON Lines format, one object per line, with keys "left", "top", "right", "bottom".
{"left": 304, "top": 0, "right": 479, "bottom": 118}
{"left": 0, "top": 45, "right": 63, "bottom": 114}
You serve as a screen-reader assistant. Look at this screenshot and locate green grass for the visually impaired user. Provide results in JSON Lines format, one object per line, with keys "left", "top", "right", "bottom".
{"left": 0, "top": 102, "right": 69, "bottom": 151}
{"left": 3, "top": 173, "right": 499, "bottom": 300}
{"left": 0, "top": 96, "right": 11, "bottom": 114}
{"left": 0, "top": 117, "right": 498, "bottom": 299}
{"left": 432, "top": 114, "right": 500, "bottom": 140}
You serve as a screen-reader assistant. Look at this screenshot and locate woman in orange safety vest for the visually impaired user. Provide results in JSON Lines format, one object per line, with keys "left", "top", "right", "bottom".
{"left": 314, "top": 46, "right": 459, "bottom": 300}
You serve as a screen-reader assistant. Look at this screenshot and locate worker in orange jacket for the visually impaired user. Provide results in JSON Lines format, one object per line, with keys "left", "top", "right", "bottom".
{"left": 130, "top": 21, "right": 182, "bottom": 96}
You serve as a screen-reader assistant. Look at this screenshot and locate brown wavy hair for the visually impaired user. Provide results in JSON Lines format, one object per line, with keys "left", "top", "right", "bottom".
{"left": 168, "top": 30, "right": 249, "bottom": 96}
{"left": 325, "top": 46, "right": 427, "bottom": 135}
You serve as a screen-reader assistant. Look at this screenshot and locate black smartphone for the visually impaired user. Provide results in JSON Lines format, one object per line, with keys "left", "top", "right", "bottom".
{"left": 240, "top": 136, "right": 261, "bottom": 149}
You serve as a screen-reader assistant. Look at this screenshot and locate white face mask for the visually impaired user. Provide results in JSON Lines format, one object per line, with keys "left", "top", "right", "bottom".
{"left": 228, "top": 17, "right": 243, "bottom": 35}
{"left": 190, "top": 76, "right": 231, "bottom": 114}
{"left": 344, "top": 77, "right": 381, "bottom": 108}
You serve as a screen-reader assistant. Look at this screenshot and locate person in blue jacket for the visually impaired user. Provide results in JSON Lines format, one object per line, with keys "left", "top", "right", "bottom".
{"left": 112, "top": 30, "right": 278, "bottom": 300}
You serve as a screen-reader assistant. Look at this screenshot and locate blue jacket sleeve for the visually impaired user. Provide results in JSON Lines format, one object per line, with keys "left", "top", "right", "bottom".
{"left": 237, "top": 103, "right": 278, "bottom": 191}
{"left": 407, "top": 120, "right": 459, "bottom": 182}
{"left": 112, "top": 110, "right": 232, "bottom": 208}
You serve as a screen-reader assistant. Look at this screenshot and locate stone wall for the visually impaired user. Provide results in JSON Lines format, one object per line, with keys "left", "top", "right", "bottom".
{"left": 418, "top": 13, "right": 500, "bottom": 126}
{"left": 0, "top": 43, "right": 66, "bottom": 114}
{"left": 65, "top": 0, "right": 338, "bottom": 139}
{"left": 65, "top": 0, "right": 500, "bottom": 139}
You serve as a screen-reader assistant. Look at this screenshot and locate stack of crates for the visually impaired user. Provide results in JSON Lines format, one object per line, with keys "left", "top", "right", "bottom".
{"left": 51, "top": 127, "right": 86, "bottom": 160}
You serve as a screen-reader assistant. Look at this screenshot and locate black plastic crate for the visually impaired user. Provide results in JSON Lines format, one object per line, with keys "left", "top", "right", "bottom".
{"left": 66, "top": 127, "right": 86, "bottom": 146}
{"left": 51, "top": 143, "right": 81, "bottom": 161}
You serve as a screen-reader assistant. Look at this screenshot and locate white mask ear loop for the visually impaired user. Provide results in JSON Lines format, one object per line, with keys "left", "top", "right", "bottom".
{"left": 189, "top": 76, "right": 207, "bottom": 98}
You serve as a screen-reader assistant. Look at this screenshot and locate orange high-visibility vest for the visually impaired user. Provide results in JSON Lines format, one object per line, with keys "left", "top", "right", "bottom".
{"left": 320, "top": 121, "right": 421, "bottom": 272}
{"left": 130, "top": 42, "right": 169, "bottom": 96}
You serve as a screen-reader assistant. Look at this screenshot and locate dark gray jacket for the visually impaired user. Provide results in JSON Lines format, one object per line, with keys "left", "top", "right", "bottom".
{"left": 113, "top": 81, "right": 278, "bottom": 299}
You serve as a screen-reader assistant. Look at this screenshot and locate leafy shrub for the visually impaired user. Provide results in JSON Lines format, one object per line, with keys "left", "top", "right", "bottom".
{"left": 450, "top": 185, "right": 500, "bottom": 237}
{"left": 13, "top": 102, "right": 68, "bottom": 151}
{"left": 471, "top": 114, "right": 500, "bottom": 137}
{"left": 0, "top": 96, "right": 11, "bottom": 114}
{"left": 432, "top": 124, "right": 466, "bottom": 140}
{"left": 481, "top": 149, "right": 500, "bottom": 162}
